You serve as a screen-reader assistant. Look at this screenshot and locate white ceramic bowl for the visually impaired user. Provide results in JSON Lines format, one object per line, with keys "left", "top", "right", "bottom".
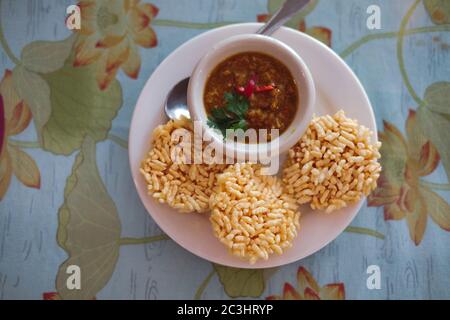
{"left": 187, "top": 34, "right": 315, "bottom": 160}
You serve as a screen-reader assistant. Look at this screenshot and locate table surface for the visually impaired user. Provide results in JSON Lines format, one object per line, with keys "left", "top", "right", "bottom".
{"left": 0, "top": 0, "right": 449, "bottom": 300}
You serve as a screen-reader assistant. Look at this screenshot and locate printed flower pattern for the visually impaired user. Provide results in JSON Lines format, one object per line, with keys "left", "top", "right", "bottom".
{"left": 0, "top": 70, "right": 40, "bottom": 200}
{"left": 368, "top": 110, "right": 450, "bottom": 245}
{"left": 43, "top": 292, "right": 96, "bottom": 300}
{"left": 266, "top": 266, "right": 345, "bottom": 300}
{"left": 256, "top": 15, "right": 332, "bottom": 47}
{"left": 73, "top": 0, "right": 159, "bottom": 90}
{"left": 43, "top": 292, "right": 61, "bottom": 300}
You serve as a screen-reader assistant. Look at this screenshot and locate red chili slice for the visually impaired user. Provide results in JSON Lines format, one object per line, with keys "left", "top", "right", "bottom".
{"left": 255, "top": 85, "right": 275, "bottom": 93}
{"left": 243, "top": 78, "right": 256, "bottom": 98}
{"left": 236, "top": 76, "right": 274, "bottom": 97}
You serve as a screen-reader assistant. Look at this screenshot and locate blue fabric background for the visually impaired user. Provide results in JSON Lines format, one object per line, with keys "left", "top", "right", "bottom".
{"left": 0, "top": 0, "right": 449, "bottom": 299}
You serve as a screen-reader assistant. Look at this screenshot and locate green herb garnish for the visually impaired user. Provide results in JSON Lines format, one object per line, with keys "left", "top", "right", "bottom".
{"left": 207, "top": 92, "right": 249, "bottom": 137}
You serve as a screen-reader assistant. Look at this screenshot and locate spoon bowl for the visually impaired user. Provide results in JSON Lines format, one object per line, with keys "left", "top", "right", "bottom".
{"left": 164, "top": 78, "right": 190, "bottom": 120}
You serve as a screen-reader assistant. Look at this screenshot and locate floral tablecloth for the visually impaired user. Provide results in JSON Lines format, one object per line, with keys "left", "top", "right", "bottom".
{"left": 0, "top": 0, "right": 449, "bottom": 300}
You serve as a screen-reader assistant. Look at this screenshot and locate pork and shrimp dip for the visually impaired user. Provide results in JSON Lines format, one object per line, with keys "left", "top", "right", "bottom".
{"left": 204, "top": 52, "right": 298, "bottom": 141}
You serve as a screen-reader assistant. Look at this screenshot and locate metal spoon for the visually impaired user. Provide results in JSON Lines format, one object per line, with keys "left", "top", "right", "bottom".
{"left": 164, "top": 0, "right": 311, "bottom": 120}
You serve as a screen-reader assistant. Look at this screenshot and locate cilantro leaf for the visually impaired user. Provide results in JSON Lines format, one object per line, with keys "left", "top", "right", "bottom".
{"left": 224, "top": 92, "right": 234, "bottom": 103}
{"left": 226, "top": 94, "right": 248, "bottom": 118}
{"left": 211, "top": 107, "right": 230, "bottom": 121}
{"left": 207, "top": 92, "right": 249, "bottom": 138}
{"left": 229, "top": 119, "right": 247, "bottom": 131}
{"left": 207, "top": 117, "right": 220, "bottom": 130}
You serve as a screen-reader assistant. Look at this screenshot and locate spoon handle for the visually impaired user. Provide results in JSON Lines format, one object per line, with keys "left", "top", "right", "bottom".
{"left": 256, "top": 0, "right": 311, "bottom": 36}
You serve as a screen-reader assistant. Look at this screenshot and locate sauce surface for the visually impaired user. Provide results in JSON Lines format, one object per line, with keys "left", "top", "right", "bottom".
{"left": 204, "top": 52, "right": 298, "bottom": 140}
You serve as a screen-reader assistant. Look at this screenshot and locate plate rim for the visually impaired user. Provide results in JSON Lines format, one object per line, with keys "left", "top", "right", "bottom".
{"left": 129, "top": 23, "right": 376, "bottom": 269}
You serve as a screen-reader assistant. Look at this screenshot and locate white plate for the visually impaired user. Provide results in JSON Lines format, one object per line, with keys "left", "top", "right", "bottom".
{"left": 129, "top": 23, "right": 376, "bottom": 269}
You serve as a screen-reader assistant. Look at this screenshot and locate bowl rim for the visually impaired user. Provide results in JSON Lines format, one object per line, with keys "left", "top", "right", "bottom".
{"left": 187, "top": 33, "right": 316, "bottom": 160}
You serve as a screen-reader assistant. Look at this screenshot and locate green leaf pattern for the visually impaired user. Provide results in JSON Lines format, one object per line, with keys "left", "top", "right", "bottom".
{"left": 56, "top": 136, "right": 122, "bottom": 300}
{"left": 20, "top": 36, "right": 75, "bottom": 74}
{"left": 417, "top": 82, "right": 450, "bottom": 180}
{"left": 12, "top": 66, "right": 52, "bottom": 144}
{"left": 214, "top": 265, "right": 266, "bottom": 298}
{"left": 41, "top": 59, "right": 122, "bottom": 155}
{"left": 424, "top": 0, "right": 450, "bottom": 24}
